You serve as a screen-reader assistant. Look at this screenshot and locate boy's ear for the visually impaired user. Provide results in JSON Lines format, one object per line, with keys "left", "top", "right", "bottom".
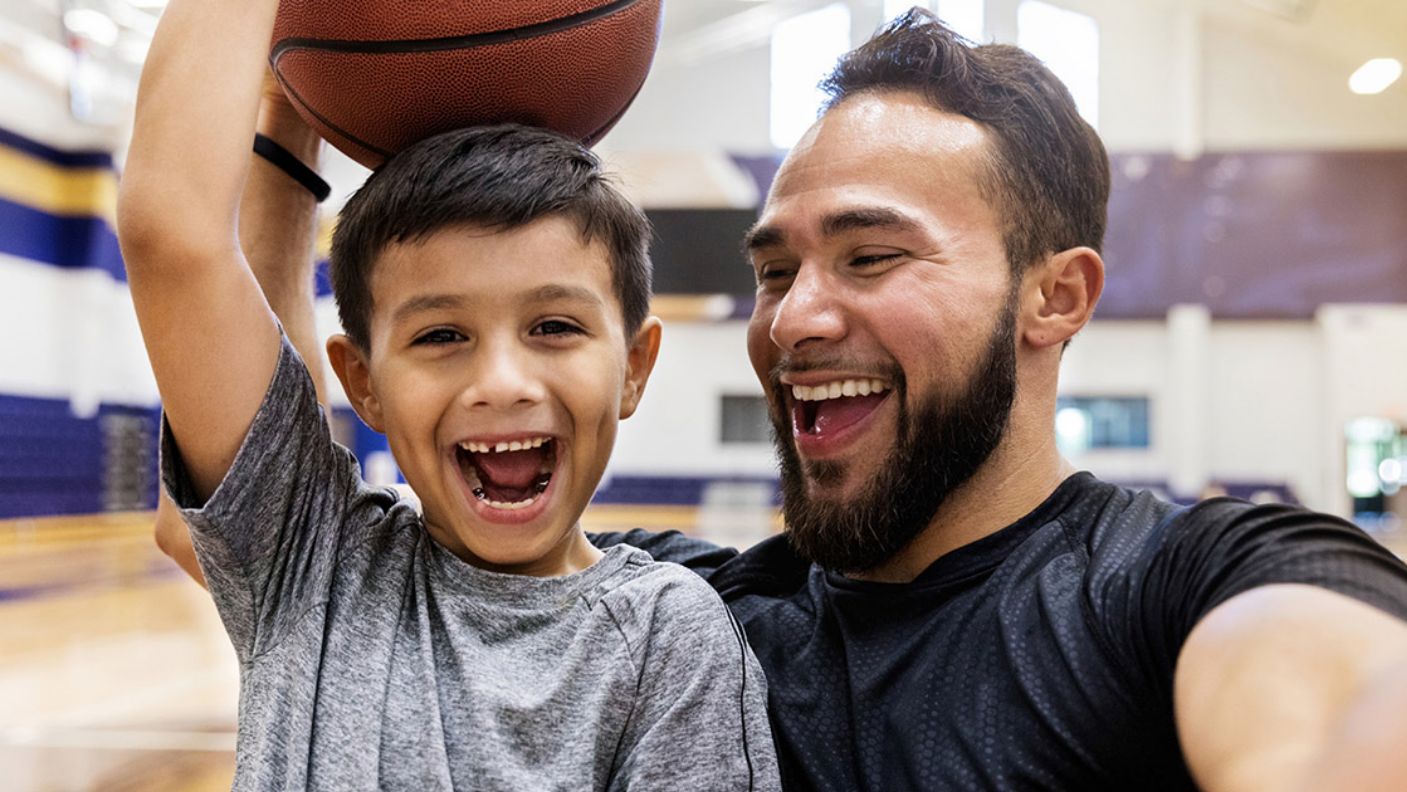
{"left": 620, "top": 316, "right": 662, "bottom": 420}
{"left": 327, "top": 334, "right": 385, "bottom": 433}
{"left": 1021, "top": 246, "right": 1104, "bottom": 350}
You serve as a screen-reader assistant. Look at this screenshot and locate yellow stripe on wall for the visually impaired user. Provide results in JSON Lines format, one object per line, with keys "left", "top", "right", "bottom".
{"left": 0, "top": 145, "right": 117, "bottom": 225}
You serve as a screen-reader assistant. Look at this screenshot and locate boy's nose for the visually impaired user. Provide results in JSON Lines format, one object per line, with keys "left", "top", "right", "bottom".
{"left": 462, "top": 340, "right": 546, "bottom": 411}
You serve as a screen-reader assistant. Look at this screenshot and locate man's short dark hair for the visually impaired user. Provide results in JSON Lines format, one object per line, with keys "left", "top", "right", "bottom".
{"left": 331, "top": 124, "right": 652, "bottom": 349}
{"left": 822, "top": 8, "right": 1111, "bottom": 272}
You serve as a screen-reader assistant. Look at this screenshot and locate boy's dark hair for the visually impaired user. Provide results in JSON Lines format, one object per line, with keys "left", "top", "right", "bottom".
{"left": 331, "top": 124, "right": 652, "bottom": 349}
{"left": 821, "top": 8, "right": 1110, "bottom": 273}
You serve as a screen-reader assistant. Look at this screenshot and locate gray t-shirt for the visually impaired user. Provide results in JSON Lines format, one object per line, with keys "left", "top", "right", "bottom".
{"left": 164, "top": 335, "right": 780, "bottom": 791}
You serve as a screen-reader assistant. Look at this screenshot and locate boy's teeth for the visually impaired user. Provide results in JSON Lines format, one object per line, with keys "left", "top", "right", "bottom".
{"left": 790, "top": 379, "right": 889, "bottom": 402}
{"left": 471, "top": 489, "right": 537, "bottom": 510}
{"left": 459, "top": 436, "right": 551, "bottom": 455}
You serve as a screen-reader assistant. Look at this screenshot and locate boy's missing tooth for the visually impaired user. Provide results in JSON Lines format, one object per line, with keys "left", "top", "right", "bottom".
{"left": 116, "top": 0, "right": 780, "bottom": 788}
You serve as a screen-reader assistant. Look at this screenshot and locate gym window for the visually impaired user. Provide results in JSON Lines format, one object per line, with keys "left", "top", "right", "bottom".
{"left": 1055, "top": 396, "right": 1150, "bottom": 455}
{"left": 1017, "top": 1, "right": 1100, "bottom": 128}
{"left": 721, "top": 395, "right": 773, "bottom": 445}
{"left": 770, "top": 3, "right": 852, "bottom": 150}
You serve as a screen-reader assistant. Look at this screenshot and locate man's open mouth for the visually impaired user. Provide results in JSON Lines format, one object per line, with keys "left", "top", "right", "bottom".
{"left": 790, "top": 378, "right": 891, "bottom": 437}
{"left": 455, "top": 437, "right": 557, "bottom": 510}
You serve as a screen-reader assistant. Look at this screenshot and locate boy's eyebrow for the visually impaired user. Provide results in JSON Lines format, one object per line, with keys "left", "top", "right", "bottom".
{"left": 521, "top": 284, "right": 606, "bottom": 308}
{"left": 391, "top": 293, "right": 469, "bottom": 324}
{"left": 390, "top": 285, "right": 604, "bottom": 325}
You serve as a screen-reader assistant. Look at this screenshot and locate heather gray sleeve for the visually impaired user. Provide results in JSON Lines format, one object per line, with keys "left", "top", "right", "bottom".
{"left": 161, "top": 332, "right": 360, "bottom": 661}
{"left": 606, "top": 565, "right": 781, "bottom": 791}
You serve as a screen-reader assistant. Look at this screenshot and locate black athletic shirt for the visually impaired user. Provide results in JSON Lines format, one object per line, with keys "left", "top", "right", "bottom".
{"left": 595, "top": 472, "right": 1407, "bottom": 791}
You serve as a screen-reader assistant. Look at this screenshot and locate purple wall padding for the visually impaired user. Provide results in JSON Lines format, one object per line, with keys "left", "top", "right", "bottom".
{"left": 731, "top": 150, "right": 1407, "bottom": 319}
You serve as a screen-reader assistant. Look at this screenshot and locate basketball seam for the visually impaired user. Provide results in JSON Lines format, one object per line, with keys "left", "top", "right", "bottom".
{"left": 271, "top": 70, "right": 392, "bottom": 161}
{"left": 585, "top": 77, "right": 648, "bottom": 146}
{"left": 269, "top": 0, "right": 644, "bottom": 58}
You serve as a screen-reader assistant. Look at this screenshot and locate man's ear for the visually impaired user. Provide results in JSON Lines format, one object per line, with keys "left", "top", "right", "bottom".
{"left": 620, "top": 316, "right": 663, "bottom": 420}
{"left": 326, "top": 334, "right": 384, "bottom": 433}
{"left": 1021, "top": 246, "right": 1104, "bottom": 350}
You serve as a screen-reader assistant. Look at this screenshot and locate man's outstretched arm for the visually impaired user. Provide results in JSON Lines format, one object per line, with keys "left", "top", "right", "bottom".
{"left": 151, "top": 72, "right": 328, "bottom": 587}
{"left": 1175, "top": 583, "right": 1407, "bottom": 792}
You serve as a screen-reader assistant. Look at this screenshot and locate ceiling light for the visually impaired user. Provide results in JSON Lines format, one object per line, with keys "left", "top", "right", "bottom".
{"left": 63, "top": 8, "right": 120, "bottom": 49}
{"left": 1349, "top": 58, "right": 1402, "bottom": 95}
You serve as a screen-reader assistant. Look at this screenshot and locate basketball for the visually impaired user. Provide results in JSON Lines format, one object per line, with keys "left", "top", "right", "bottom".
{"left": 269, "top": 1, "right": 664, "bottom": 168}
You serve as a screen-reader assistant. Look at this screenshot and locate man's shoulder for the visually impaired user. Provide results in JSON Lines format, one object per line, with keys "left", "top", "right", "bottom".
{"left": 1056, "top": 474, "right": 1189, "bottom": 567}
{"left": 589, "top": 528, "right": 739, "bottom": 577}
{"left": 1072, "top": 477, "right": 1407, "bottom": 643}
{"left": 1079, "top": 483, "right": 1353, "bottom": 571}
{"left": 710, "top": 533, "right": 814, "bottom": 602}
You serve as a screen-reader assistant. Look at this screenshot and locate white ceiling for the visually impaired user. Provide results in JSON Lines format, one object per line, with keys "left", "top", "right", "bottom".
{"left": 0, "top": 0, "right": 1402, "bottom": 142}
{"left": 1, "top": 0, "right": 1400, "bottom": 65}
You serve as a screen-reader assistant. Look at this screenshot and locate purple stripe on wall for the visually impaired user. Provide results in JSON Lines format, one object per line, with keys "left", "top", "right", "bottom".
{"left": 723, "top": 149, "right": 1407, "bottom": 319}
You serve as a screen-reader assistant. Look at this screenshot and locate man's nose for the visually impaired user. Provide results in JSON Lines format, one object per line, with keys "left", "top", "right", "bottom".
{"left": 770, "top": 264, "right": 847, "bottom": 353}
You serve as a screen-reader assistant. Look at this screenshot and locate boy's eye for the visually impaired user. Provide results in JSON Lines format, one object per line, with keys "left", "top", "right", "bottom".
{"left": 412, "top": 328, "right": 465, "bottom": 345}
{"left": 532, "top": 320, "right": 584, "bottom": 337}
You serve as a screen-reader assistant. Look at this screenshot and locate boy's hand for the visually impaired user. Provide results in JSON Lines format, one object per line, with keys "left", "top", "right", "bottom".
{"left": 256, "top": 67, "right": 323, "bottom": 166}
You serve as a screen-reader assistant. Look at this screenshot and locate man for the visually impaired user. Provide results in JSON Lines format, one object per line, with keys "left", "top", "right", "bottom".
{"left": 161, "top": 9, "right": 1407, "bottom": 791}
{"left": 605, "top": 10, "right": 1407, "bottom": 789}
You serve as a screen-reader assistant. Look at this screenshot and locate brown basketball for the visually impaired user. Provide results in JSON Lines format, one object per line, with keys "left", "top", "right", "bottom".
{"left": 270, "top": 0, "right": 663, "bottom": 168}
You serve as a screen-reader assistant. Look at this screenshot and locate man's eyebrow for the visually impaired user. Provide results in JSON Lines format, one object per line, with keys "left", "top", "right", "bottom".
{"left": 743, "top": 224, "right": 785, "bottom": 252}
{"left": 743, "top": 207, "right": 922, "bottom": 254}
{"left": 391, "top": 293, "right": 469, "bottom": 324}
{"left": 820, "top": 207, "right": 921, "bottom": 237}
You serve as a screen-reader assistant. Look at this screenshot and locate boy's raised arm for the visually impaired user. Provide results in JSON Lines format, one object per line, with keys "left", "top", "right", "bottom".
{"left": 118, "top": 0, "right": 283, "bottom": 501}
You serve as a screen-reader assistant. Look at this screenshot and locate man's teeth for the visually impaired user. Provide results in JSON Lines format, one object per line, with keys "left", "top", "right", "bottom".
{"left": 458, "top": 436, "right": 551, "bottom": 454}
{"left": 791, "top": 379, "right": 889, "bottom": 402}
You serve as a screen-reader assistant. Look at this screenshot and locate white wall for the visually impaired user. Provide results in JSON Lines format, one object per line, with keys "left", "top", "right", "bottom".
{"left": 1206, "top": 321, "right": 1324, "bottom": 508}
{"left": 610, "top": 320, "right": 778, "bottom": 479}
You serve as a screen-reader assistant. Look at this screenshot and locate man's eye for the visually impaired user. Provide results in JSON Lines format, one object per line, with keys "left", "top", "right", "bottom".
{"left": 851, "top": 253, "right": 901, "bottom": 267}
{"left": 756, "top": 264, "right": 795, "bottom": 284}
{"left": 532, "top": 320, "right": 584, "bottom": 337}
{"left": 413, "top": 328, "right": 464, "bottom": 345}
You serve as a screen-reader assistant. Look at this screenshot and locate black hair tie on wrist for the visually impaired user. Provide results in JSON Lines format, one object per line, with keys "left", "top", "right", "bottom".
{"left": 253, "top": 132, "right": 331, "bottom": 202}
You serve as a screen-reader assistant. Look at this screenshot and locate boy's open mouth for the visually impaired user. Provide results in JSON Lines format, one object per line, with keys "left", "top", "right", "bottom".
{"left": 456, "top": 437, "right": 557, "bottom": 510}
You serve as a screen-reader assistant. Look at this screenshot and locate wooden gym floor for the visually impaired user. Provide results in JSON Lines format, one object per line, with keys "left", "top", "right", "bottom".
{"left": 0, "top": 504, "right": 779, "bottom": 792}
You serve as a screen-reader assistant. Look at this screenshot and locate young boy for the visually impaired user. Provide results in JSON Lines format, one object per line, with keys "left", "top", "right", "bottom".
{"left": 117, "top": 0, "right": 779, "bottom": 789}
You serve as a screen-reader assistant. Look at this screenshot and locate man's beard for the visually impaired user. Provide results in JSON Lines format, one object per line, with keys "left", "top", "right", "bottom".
{"left": 770, "top": 292, "right": 1019, "bottom": 574}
